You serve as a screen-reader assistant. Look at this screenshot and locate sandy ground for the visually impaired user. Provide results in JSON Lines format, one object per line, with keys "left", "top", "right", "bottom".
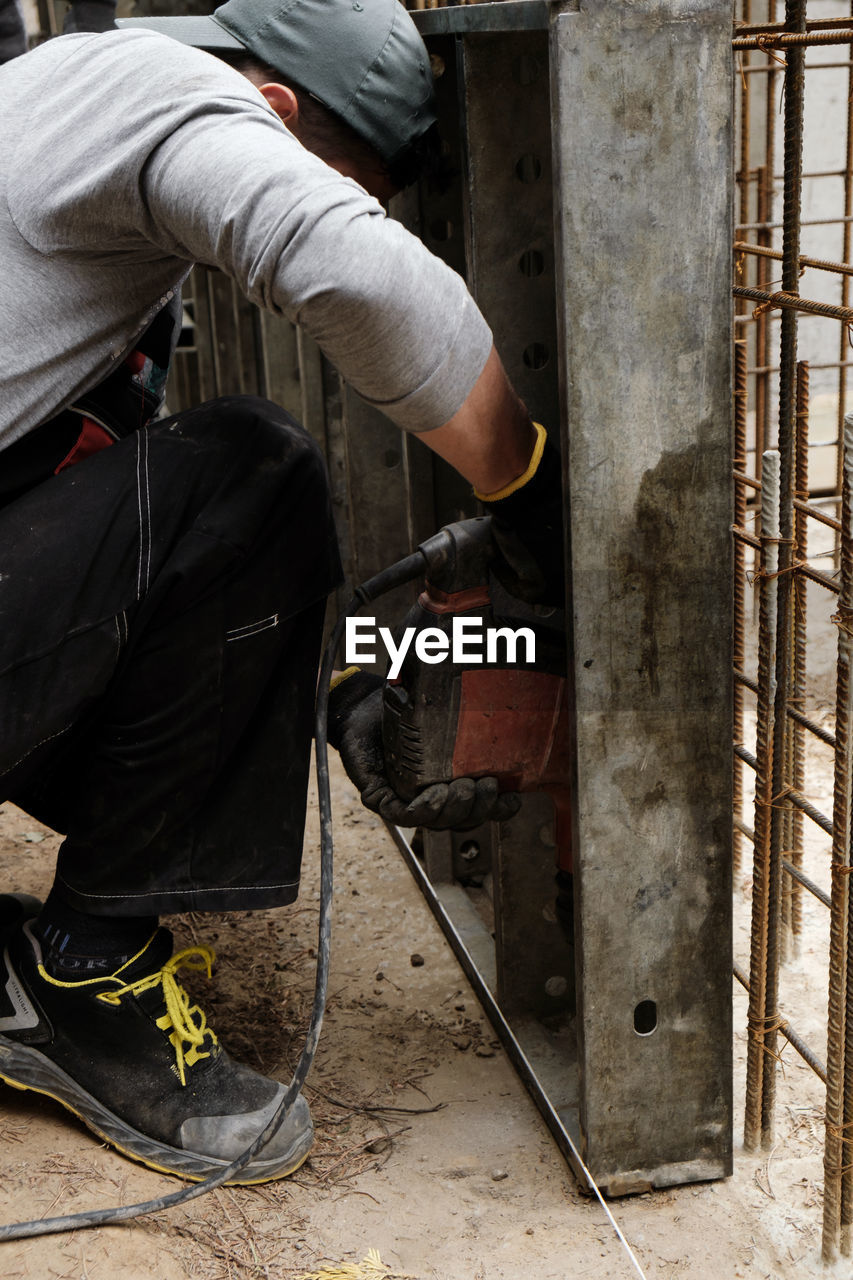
{"left": 0, "top": 717, "right": 844, "bottom": 1280}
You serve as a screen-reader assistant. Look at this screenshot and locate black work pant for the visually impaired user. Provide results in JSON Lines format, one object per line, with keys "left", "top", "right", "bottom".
{"left": 0, "top": 396, "right": 342, "bottom": 915}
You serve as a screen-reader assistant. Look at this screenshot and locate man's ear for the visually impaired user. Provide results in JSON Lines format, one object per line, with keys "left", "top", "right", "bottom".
{"left": 257, "top": 82, "right": 299, "bottom": 125}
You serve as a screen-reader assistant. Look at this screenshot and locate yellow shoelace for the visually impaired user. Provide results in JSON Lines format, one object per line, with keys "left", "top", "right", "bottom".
{"left": 97, "top": 945, "right": 219, "bottom": 1086}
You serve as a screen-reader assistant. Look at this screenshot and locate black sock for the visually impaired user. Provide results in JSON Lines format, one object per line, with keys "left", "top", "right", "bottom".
{"left": 35, "top": 888, "right": 158, "bottom": 980}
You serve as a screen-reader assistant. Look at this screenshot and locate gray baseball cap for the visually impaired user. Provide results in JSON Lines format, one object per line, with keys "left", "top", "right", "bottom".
{"left": 118, "top": 0, "right": 436, "bottom": 166}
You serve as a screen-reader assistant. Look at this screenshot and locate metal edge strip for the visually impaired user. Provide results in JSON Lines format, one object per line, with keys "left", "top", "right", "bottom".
{"left": 411, "top": 0, "right": 562, "bottom": 37}
{"left": 384, "top": 821, "right": 590, "bottom": 1190}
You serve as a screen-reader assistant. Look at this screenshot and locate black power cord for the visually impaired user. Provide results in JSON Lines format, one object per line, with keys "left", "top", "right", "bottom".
{"left": 0, "top": 550, "right": 429, "bottom": 1242}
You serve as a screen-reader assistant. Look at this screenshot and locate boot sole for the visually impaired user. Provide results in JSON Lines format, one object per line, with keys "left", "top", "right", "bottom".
{"left": 0, "top": 1037, "right": 313, "bottom": 1185}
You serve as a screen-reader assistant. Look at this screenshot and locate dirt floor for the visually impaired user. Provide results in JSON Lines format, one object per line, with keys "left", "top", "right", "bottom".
{"left": 0, "top": 713, "right": 845, "bottom": 1280}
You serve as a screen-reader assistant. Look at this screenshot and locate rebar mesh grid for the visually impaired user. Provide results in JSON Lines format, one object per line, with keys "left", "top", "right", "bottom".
{"left": 735, "top": 0, "right": 853, "bottom": 1260}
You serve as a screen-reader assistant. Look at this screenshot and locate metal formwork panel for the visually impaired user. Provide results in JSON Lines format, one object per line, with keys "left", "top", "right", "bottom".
{"left": 549, "top": 0, "right": 733, "bottom": 1190}
{"left": 404, "top": 0, "right": 733, "bottom": 1194}
{"left": 458, "top": 28, "right": 560, "bottom": 435}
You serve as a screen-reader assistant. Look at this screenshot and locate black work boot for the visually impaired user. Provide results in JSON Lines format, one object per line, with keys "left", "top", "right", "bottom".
{"left": 0, "top": 895, "right": 312, "bottom": 1183}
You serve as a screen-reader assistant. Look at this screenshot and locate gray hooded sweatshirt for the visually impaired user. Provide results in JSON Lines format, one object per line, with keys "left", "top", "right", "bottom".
{"left": 0, "top": 29, "right": 492, "bottom": 450}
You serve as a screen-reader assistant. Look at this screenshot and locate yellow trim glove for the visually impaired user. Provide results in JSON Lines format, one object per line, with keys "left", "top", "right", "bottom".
{"left": 476, "top": 423, "right": 565, "bottom": 608}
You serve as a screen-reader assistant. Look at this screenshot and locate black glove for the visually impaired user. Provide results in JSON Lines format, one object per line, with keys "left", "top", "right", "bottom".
{"left": 326, "top": 670, "right": 521, "bottom": 830}
{"left": 476, "top": 422, "right": 565, "bottom": 609}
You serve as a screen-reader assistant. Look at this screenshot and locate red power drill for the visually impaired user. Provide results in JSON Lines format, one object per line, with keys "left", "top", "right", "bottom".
{"left": 380, "top": 517, "right": 573, "bottom": 912}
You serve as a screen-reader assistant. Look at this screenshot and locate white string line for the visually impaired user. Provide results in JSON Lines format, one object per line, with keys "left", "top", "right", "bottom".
{"left": 573, "top": 1147, "right": 650, "bottom": 1280}
{"left": 502, "top": 1017, "right": 650, "bottom": 1279}
{"left": 500, "top": 1012, "right": 650, "bottom": 1279}
{"left": 389, "top": 823, "right": 651, "bottom": 1280}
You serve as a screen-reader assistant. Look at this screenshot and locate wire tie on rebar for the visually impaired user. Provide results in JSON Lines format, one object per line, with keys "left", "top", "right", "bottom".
{"left": 748, "top": 543, "right": 800, "bottom": 586}
{"left": 826, "top": 1120, "right": 853, "bottom": 1141}
{"left": 755, "top": 561, "right": 803, "bottom": 582}
{"left": 755, "top": 35, "right": 787, "bottom": 68}
{"left": 752, "top": 788, "right": 798, "bottom": 817}
{"left": 831, "top": 605, "right": 853, "bottom": 639}
{"left": 763, "top": 1015, "right": 788, "bottom": 1034}
{"left": 830, "top": 860, "right": 853, "bottom": 876}
{"left": 746, "top": 1013, "right": 788, "bottom": 1060}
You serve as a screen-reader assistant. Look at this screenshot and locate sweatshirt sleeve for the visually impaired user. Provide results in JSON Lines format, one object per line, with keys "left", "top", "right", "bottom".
{"left": 139, "top": 99, "right": 493, "bottom": 431}
{"left": 6, "top": 32, "right": 493, "bottom": 432}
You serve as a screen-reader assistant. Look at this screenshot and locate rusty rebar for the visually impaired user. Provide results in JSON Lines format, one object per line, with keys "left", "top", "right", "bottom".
{"left": 744, "top": 450, "right": 781, "bottom": 1153}
{"left": 753, "top": 166, "right": 773, "bottom": 471}
{"left": 734, "top": 340, "right": 749, "bottom": 877}
{"left": 786, "top": 786, "right": 835, "bottom": 839}
{"left": 737, "top": 667, "right": 837, "bottom": 748}
{"left": 732, "top": 526, "right": 763, "bottom": 552}
{"left": 734, "top": 241, "right": 853, "bottom": 278}
{"left": 823, "top": 415, "right": 853, "bottom": 1263}
{"left": 843, "top": 435, "right": 853, "bottom": 1254}
{"left": 733, "top": 522, "right": 842, "bottom": 591}
{"left": 796, "top": 563, "right": 841, "bottom": 595}
{"left": 843, "top": 43, "right": 853, "bottom": 1245}
{"left": 784, "top": 860, "right": 832, "bottom": 913}
{"left": 836, "top": 28, "right": 853, "bottom": 569}
{"left": 734, "top": 964, "right": 828, "bottom": 1080}
{"left": 734, "top": 29, "right": 853, "bottom": 48}
{"left": 747, "top": 360, "right": 853, "bottom": 382}
{"left": 763, "top": 0, "right": 778, "bottom": 280}
{"left": 742, "top": 60, "right": 853, "bottom": 73}
{"left": 736, "top": 742, "right": 835, "bottom": 837}
{"left": 736, "top": 15, "right": 853, "bottom": 35}
{"left": 740, "top": 212, "right": 853, "bottom": 231}
{"left": 732, "top": 286, "right": 853, "bottom": 324}
{"left": 833, "top": 18, "right": 853, "bottom": 1253}
{"left": 761, "top": 0, "right": 807, "bottom": 1148}
{"left": 790, "top": 361, "right": 810, "bottom": 943}
{"left": 736, "top": 3, "right": 753, "bottom": 330}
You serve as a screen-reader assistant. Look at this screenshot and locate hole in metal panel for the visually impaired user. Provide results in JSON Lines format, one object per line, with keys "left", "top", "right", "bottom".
{"left": 634, "top": 1000, "right": 658, "bottom": 1036}
{"left": 522, "top": 343, "right": 549, "bottom": 370}
{"left": 515, "top": 154, "right": 542, "bottom": 184}
{"left": 545, "top": 975, "right": 568, "bottom": 998}
{"left": 519, "top": 249, "right": 545, "bottom": 278}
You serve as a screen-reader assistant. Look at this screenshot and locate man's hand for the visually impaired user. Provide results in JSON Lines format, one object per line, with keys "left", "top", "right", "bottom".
{"left": 326, "top": 671, "right": 521, "bottom": 830}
